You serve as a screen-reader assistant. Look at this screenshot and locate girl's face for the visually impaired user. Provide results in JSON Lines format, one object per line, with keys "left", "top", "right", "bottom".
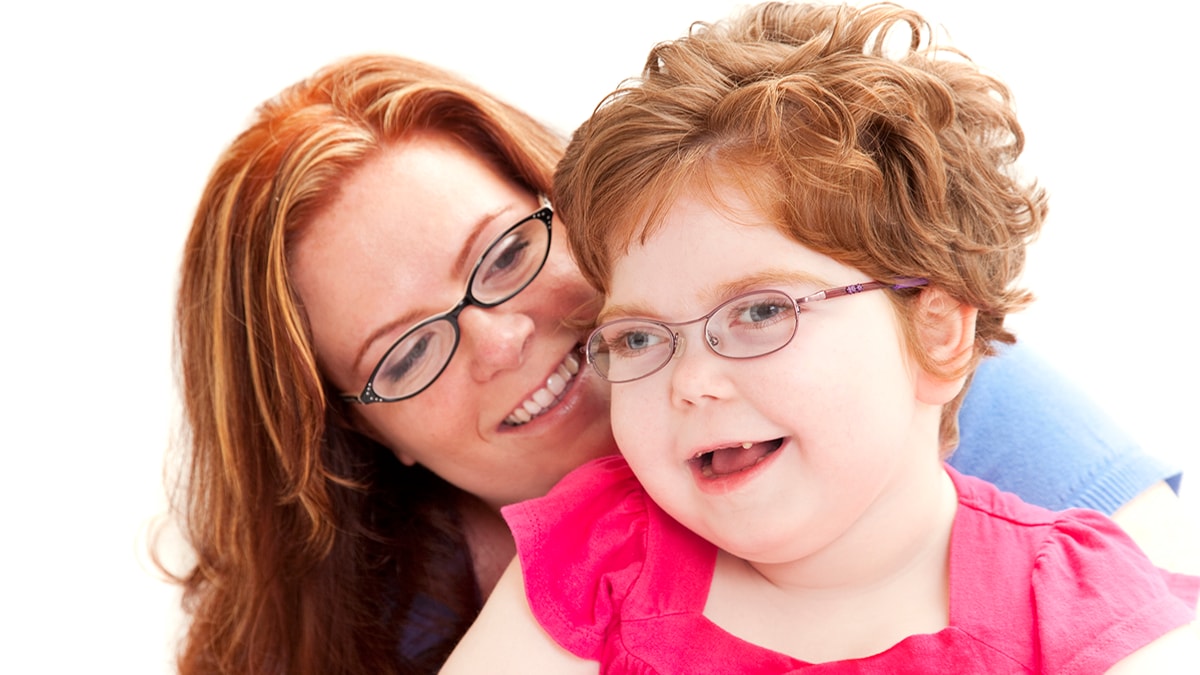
{"left": 602, "top": 184, "right": 943, "bottom": 565}
{"left": 291, "top": 133, "right": 614, "bottom": 509}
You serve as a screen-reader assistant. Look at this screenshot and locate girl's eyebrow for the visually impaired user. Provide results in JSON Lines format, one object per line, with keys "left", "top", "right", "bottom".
{"left": 596, "top": 299, "right": 654, "bottom": 325}
{"left": 597, "top": 268, "right": 831, "bottom": 324}
{"left": 710, "top": 269, "right": 830, "bottom": 299}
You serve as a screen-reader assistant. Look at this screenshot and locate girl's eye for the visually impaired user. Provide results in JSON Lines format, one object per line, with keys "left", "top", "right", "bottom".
{"left": 611, "top": 327, "right": 668, "bottom": 357}
{"left": 746, "top": 301, "right": 787, "bottom": 323}
{"left": 732, "top": 299, "right": 791, "bottom": 326}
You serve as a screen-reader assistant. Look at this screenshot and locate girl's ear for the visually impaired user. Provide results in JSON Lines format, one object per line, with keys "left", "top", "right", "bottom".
{"left": 913, "top": 286, "right": 977, "bottom": 406}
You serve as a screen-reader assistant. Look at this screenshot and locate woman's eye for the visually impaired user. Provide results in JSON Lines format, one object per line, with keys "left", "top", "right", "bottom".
{"left": 380, "top": 334, "right": 430, "bottom": 383}
{"left": 481, "top": 235, "right": 531, "bottom": 282}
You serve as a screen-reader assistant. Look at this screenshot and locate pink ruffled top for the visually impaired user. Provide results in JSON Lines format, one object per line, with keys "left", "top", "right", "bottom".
{"left": 502, "top": 455, "right": 1199, "bottom": 674}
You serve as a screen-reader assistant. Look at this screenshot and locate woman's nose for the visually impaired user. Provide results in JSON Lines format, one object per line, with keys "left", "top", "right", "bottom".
{"left": 458, "top": 305, "right": 535, "bottom": 381}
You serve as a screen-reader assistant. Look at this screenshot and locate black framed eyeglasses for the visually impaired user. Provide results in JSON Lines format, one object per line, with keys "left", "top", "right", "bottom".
{"left": 585, "top": 278, "right": 927, "bottom": 383}
{"left": 341, "top": 197, "right": 554, "bottom": 404}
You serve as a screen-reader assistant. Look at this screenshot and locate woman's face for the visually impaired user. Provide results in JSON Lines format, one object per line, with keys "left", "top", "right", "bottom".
{"left": 290, "top": 132, "right": 615, "bottom": 509}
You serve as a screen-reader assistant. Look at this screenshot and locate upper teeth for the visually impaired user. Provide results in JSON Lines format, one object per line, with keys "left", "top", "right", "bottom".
{"left": 693, "top": 442, "right": 755, "bottom": 459}
{"left": 504, "top": 351, "right": 580, "bottom": 426}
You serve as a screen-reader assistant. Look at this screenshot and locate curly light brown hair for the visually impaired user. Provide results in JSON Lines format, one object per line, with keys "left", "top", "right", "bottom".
{"left": 555, "top": 1, "right": 1048, "bottom": 451}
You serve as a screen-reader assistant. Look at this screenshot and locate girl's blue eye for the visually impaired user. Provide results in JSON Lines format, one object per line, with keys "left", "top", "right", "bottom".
{"left": 746, "top": 301, "right": 787, "bottom": 323}
{"left": 624, "top": 331, "right": 652, "bottom": 351}
{"left": 611, "top": 327, "right": 668, "bottom": 357}
{"left": 716, "top": 294, "right": 796, "bottom": 344}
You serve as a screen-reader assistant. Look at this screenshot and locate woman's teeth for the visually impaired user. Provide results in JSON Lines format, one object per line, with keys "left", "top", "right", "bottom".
{"left": 504, "top": 351, "right": 581, "bottom": 426}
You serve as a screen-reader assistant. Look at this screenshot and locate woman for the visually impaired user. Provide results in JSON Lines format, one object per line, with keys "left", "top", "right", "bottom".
{"left": 165, "top": 53, "right": 1187, "bottom": 674}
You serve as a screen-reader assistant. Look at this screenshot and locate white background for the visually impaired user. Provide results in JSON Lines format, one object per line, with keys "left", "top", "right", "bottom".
{"left": 2, "top": 1, "right": 1196, "bottom": 672}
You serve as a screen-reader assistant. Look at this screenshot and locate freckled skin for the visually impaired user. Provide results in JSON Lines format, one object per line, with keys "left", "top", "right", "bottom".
{"left": 291, "top": 133, "right": 614, "bottom": 509}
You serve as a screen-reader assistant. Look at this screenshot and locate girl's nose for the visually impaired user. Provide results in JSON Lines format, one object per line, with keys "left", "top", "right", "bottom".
{"left": 667, "top": 328, "right": 734, "bottom": 408}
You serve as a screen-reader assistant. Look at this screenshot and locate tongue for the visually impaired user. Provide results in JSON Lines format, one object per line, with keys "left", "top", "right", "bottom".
{"left": 709, "top": 443, "right": 771, "bottom": 476}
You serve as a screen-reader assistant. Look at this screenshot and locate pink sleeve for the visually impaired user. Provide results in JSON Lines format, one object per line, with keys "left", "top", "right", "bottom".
{"left": 1033, "top": 508, "right": 1198, "bottom": 675}
{"left": 500, "top": 456, "right": 650, "bottom": 660}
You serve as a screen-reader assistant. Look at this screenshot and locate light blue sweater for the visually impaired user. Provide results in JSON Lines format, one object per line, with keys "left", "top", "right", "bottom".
{"left": 953, "top": 342, "right": 1181, "bottom": 514}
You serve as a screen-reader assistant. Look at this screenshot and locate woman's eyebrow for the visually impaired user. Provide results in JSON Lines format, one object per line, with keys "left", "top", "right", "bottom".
{"left": 453, "top": 205, "right": 517, "bottom": 278}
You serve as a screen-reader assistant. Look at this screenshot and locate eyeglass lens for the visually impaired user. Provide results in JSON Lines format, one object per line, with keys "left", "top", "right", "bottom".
{"left": 587, "top": 290, "right": 799, "bottom": 383}
{"left": 367, "top": 211, "right": 551, "bottom": 400}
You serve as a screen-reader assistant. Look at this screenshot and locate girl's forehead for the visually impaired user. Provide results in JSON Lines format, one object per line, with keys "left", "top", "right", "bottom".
{"left": 604, "top": 193, "right": 852, "bottom": 315}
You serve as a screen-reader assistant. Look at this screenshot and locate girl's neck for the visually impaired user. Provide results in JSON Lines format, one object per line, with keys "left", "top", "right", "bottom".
{"left": 761, "top": 459, "right": 955, "bottom": 586}
{"left": 705, "top": 462, "right": 958, "bottom": 663}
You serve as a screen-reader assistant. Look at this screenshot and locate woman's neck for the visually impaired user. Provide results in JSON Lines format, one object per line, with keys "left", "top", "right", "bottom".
{"left": 459, "top": 496, "right": 517, "bottom": 600}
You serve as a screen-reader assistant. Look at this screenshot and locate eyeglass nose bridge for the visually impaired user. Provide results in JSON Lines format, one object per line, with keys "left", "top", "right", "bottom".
{"left": 666, "top": 316, "right": 723, "bottom": 364}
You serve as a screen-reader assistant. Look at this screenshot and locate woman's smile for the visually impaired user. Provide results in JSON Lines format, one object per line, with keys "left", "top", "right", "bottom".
{"left": 504, "top": 349, "right": 583, "bottom": 426}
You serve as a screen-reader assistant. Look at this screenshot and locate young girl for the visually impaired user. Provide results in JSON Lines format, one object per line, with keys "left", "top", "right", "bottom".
{"left": 440, "top": 2, "right": 1198, "bottom": 672}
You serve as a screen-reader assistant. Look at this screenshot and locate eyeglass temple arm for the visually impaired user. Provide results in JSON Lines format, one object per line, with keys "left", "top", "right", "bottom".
{"left": 797, "top": 278, "right": 928, "bottom": 304}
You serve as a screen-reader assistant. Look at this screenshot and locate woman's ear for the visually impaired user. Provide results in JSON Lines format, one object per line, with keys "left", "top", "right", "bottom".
{"left": 913, "top": 286, "right": 977, "bottom": 406}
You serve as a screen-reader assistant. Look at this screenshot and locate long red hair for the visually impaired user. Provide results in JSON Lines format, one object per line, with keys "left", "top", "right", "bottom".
{"left": 162, "top": 54, "right": 563, "bottom": 674}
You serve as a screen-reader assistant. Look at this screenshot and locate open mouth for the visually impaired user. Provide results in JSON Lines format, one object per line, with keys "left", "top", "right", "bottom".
{"left": 503, "top": 350, "right": 581, "bottom": 426}
{"left": 691, "top": 438, "right": 785, "bottom": 478}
